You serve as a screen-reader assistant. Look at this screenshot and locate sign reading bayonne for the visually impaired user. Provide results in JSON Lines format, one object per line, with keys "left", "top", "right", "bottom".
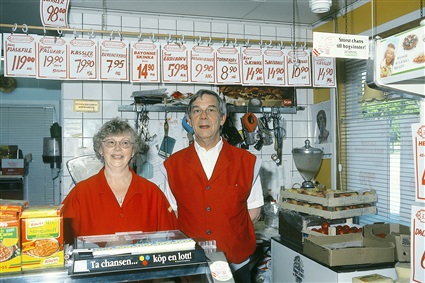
{"left": 312, "top": 32, "right": 369, "bottom": 59}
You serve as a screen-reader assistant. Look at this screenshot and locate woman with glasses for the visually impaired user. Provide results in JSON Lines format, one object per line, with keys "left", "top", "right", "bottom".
{"left": 62, "top": 117, "right": 176, "bottom": 244}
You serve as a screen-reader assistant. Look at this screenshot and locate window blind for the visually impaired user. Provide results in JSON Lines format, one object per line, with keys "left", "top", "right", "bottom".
{"left": 339, "top": 59, "right": 420, "bottom": 227}
{"left": 0, "top": 105, "right": 56, "bottom": 205}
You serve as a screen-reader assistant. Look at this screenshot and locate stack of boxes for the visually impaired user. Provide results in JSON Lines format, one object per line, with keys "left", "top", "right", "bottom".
{"left": 0, "top": 199, "right": 64, "bottom": 274}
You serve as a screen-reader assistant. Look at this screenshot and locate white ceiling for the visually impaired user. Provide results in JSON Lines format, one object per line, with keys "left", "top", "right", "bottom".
{"left": 70, "top": 0, "right": 359, "bottom": 26}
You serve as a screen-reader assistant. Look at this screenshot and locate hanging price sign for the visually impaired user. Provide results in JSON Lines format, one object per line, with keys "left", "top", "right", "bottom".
{"left": 263, "top": 48, "right": 286, "bottom": 86}
{"left": 99, "top": 39, "right": 129, "bottom": 81}
{"left": 313, "top": 57, "right": 336, "bottom": 88}
{"left": 68, "top": 38, "right": 98, "bottom": 80}
{"left": 412, "top": 123, "right": 425, "bottom": 202}
{"left": 161, "top": 43, "right": 189, "bottom": 83}
{"left": 130, "top": 41, "right": 160, "bottom": 83}
{"left": 215, "top": 46, "right": 241, "bottom": 85}
{"left": 241, "top": 47, "right": 264, "bottom": 85}
{"left": 286, "top": 49, "right": 311, "bottom": 86}
{"left": 411, "top": 205, "right": 425, "bottom": 283}
{"left": 37, "top": 36, "right": 68, "bottom": 80}
{"left": 190, "top": 44, "right": 215, "bottom": 84}
{"left": 39, "top": 0, "right": 69, "bottom": 28}
{"left": 4, "top": 33, "right": 37, "bottom": 78}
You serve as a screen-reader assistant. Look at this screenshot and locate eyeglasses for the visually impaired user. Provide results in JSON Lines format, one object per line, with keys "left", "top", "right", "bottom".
{"left": 102, "top": 139, "right": 133, "bottom": 149}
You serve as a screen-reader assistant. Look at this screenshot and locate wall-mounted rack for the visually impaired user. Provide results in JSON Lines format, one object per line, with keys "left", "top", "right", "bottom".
{"left": 118, "top": 104, "right": 303, "bottom": 114}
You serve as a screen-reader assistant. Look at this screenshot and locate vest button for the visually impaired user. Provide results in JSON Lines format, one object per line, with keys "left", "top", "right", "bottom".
{"left": 120, "top": 214, "right": 124, "bottom": 218}
{"left": 206, "top": 186, "right": 211, "bottom": 190}
{"left": 206, "top": 230, "right": 211, "bottom": 235}
{"left": 206, "top": 207, "right": 211, "bottom": 212}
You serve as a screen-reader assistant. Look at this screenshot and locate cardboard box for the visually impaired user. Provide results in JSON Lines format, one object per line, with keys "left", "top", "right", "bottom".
{"left": 281, "top": 188, "right": 378, "bottom": 207}
{"left": 20, "top": 205, "right": 64, "bottom": 271}
{"left": 302, "top": 223, "right": 363, "bottom": 237}
{"left": 0, "top": 218, "right": 21, "bottom": 273}
{"left": 363, "top": 223, "right": 410, "bottom": 262}
{"left": 0, "top": 199, "right": 29, "bottom": 214}
{"left": 303, "top": 233, "right": 395, "bottom": 267}
{"left": 279, "top": 209, "right": 332, "bottom": 245}
{"left": 1, "top": 159, "right": 24, "bottom": 175}
{"left": 280, "top": 201, "right": 377, "bottom": 219}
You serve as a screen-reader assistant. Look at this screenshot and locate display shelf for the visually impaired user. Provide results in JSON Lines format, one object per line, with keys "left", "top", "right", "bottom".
{"left": 118, "top": 104, "right": 302, "bottom": 114}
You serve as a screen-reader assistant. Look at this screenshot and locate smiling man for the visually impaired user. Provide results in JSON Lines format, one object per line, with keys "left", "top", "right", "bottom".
{"left": 161, "top": 89, "right": 264, "bottom": 283}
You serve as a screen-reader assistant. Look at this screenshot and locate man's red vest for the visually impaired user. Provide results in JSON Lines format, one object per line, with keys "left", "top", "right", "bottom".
{"left": 164, "top": 140, "right": 257, "bottom": 264}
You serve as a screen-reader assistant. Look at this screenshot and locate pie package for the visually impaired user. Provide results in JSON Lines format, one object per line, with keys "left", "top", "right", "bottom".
{"left": 20, "top": 205, "right": 64, "bottom": 270}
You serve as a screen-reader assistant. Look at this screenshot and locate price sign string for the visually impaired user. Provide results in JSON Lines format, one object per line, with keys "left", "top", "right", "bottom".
{"left": 0, "top": 23, "right": 313, "bottom": 49}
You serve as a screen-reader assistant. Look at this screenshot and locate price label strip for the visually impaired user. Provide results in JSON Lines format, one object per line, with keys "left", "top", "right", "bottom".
{"left": 68, "top": 38, "right": 98, "bottom": 80}
{"left": 130, "top": 41, "right": 160, "bottom": 83}
{"left": 241, "top": 46, "right": 264, "bottom": 86}
{"left": 161, "top": 43, "right": 189, "bottom": 83}
{"left": 37, "top": 36, "right": 68, "bottom": 80}
{"left": 215, "top": 46, "right": 241, "bottom": 85}
{"left": 99, "top": 39, "right": 129, "bottom": 81}
{"left": 263, "top": 48, "right": 287, "bottom": 86}
{"left": 286, "top": 49, "right": 312, "bottom": 86}
{"left": 189, "top": 44, "right": 215, "bottom": 84}
{"left": 313, "top": 57, "right": 336, "bottom": 88}
{"left": 4, "top": 33, "right": 37, "bottom": 78}
{"left": 39, "top": 0, "right": 69, "bottom": 28}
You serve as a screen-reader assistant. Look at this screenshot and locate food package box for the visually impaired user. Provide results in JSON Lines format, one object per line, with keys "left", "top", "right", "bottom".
{"left": 0, "top": 218, "right": 21, "bottom": 273}
{"left": 20, "top": 205, "right": 64, "bottom": 270}
{"left": 352, "top": 273, "right": 394, "bottom": 282}
{"left": 1, "top": 159, "right": 24, "bottom": 175}
{"left": 363, "top": 223, "right": 410, "bottom": 262}
{"left": 303, "top": 233, "right": 395, "bottom": 267}
{"left": 0, "top": 199, "right": 29, "bottom": 215}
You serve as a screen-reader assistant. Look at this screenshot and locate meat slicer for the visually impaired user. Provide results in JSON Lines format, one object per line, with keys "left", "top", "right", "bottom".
{"left": 292, "top": 139, "right": 323, "bottom": 188}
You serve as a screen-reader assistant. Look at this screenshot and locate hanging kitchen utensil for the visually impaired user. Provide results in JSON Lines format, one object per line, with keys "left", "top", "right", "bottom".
{"left": 254, "top": 113, "right": 274, "bottom": 151}
{"left": 182, "top": 114, "right": 194, "bottom": 143}
{"left": 137, "top": 110, "right": 151, "bottom": 154}
{"left": 222, "top": 115, "right": 243, "bottom": 146}
{"left": 158, "top": 111, "right": 176, "bottom": 159}
{"left": 271, "top": 109, "right": 286, "bottom": 165}
{"left": 241, "top": 112, "right": 259, "bottom": 146}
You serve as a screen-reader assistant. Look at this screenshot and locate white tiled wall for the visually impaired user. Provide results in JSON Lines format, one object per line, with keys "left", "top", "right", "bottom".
{"left": 61, "top": 8, "right": 315, "bottom": 201}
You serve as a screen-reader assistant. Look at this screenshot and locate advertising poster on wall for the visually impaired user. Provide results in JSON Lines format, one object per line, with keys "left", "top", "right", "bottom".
{"left": 310, "top": 101, "right": 332, "bottom": 156}
{"left": 313, "top": 32, "right": 369, "bottom": 59}
{"left": 411, "top": 123, "right": 425, "bottom": 202}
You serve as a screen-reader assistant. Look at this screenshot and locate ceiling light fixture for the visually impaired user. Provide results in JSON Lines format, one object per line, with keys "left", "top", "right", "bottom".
{"left": 309, "top": 0, "right": 332, "bottom": 13}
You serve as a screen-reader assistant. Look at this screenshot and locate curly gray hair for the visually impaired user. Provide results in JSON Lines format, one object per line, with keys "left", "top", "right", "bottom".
{"left": 93, "top": 117, "right": 141, "bottom": 163}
